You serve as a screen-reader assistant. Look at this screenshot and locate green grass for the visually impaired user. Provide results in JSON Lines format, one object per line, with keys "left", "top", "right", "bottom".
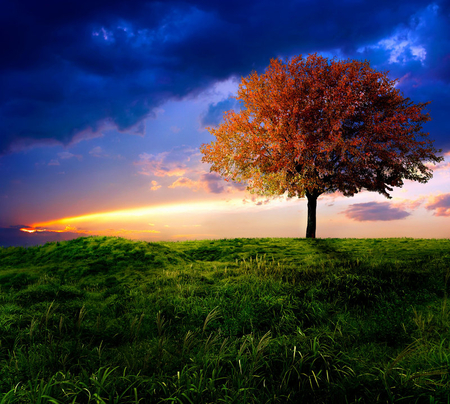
{"left": 0, "top": 236, "right": 449, "bottom": 403}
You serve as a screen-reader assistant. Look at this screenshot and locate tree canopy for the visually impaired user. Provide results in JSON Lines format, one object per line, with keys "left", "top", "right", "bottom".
{"left": 200, "top": 54, "right": 443, "bottom": 237}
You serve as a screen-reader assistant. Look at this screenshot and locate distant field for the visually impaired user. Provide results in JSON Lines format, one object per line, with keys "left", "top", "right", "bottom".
{"left": 0, "top": 236, "right": 450, "bottom": 403}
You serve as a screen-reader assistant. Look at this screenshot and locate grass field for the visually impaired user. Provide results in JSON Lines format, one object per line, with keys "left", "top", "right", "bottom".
{"left": 0, "top": 236, "right": 450, "bottom": 403}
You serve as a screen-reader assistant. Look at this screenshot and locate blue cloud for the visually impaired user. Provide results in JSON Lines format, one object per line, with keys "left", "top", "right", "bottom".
{"left": 342, "top": 202, "right": 411, "bottom": 221}
{"left": 200, "top": 98, "right": 240, "bottom": 128}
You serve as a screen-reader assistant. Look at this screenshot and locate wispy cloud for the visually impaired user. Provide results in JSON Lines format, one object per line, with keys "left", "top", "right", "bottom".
{"left": 58, "top": 152, "right": 82, "bottom": 161}
{"left": 429, "top": 151, "right": 450, "bottom": 173}
{"left": 88, "top": 146, "right": 123, "bottom": 159}
{"left": 150, "top": 180, "right": 162, "bottom": 191}
{"left": 392, "top": 196, "right": 427, "bottom": 210}
{"left": 135, "top": 146, "right": 196, "bottom": 177}
{"left": 168, "top": 177, "right": 198, "bottom": 190}
{"left": 89, "top": 146, "right": 108, "bottom": 158}
{"left": 48, "top": 152, "right": 83, "bottom": 166}
{"left": 357, "top": 3, "right": 440, "bottom": 66}
{"left": 168, "top": 172, "right": 245, "bottom": 194}
{"left": 242, "top": 195, "right": 272, "bottom": 205}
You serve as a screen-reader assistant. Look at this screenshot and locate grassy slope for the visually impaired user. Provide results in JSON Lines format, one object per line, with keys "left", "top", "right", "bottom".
{"left": 0, "top": 236, "right": 450, "bottom": 403}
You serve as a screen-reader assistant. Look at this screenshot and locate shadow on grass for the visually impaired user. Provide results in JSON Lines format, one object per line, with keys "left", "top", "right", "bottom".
{"left": 305, "top": 238, "right": 354, "bottom": 263}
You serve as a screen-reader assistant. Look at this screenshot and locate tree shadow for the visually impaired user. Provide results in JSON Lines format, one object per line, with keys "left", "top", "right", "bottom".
{"left": 305, "top": 238, "right": 355, "bottom": 263}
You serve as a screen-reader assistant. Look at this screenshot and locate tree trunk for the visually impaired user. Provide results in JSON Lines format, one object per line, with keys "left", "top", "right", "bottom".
{"left": 306, "top": 191, "right": 319, "bottom": 238}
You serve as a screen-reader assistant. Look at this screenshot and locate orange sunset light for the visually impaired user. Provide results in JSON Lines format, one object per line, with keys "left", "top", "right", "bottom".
{"left": 20, "top": 225, "right": 80, "bottom": 234}
{"left": 20, "top": 228, "right": 43, "bottom": 233}
{"left": 22, "top": 199, "right": 260, "bottom": 235}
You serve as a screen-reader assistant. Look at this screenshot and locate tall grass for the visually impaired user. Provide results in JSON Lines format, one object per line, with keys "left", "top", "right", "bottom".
{"left": 0, "top": 236, "right": 449, "bottom": 403}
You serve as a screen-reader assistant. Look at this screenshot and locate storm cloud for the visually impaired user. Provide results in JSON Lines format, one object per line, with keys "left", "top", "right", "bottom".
{"left": 2, "top": 0, "right": 449, "bottom": 155}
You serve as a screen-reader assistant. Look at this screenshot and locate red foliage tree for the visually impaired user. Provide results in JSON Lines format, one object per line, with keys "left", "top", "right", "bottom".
{"left": 200, "top": 54, "right": 443, "bottom": 238}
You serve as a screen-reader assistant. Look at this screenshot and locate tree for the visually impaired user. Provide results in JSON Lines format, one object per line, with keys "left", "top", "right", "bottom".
{"left": 200, "top": 54, "right": 443, "bottom": 238}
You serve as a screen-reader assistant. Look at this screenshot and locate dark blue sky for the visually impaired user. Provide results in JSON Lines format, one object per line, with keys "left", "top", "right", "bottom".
{"left": 1, "top": 0, "right": 449, "bottom": 246}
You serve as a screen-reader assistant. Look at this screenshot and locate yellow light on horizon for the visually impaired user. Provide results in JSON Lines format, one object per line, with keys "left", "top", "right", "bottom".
{"left": 29, "top": 200, "right": 256, "bottom": 230}
{"left": 20, "top": 228, "right": 39, "bottom": 233}
{"left": 22, "top": 197, "right": 292, "bottom": 237}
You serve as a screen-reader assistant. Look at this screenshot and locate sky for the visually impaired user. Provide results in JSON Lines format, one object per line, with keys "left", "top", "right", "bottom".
{"left": 1, "top": 0, "right": 450, "bottom": 247}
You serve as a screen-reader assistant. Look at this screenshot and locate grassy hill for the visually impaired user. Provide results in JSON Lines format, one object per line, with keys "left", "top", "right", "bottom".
{"left": 0, "top": 236, "right": 450, "bottom": 403}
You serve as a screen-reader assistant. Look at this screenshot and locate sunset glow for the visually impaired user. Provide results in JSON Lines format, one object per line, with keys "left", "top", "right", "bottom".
{"left": 20, "top": 228, "right": 42, "bottom": 234}
{"left": 20, "top": 226, "right": 82, "bottom": 234}
{"left": 28, "top": 199, "right": 257, "bottom": 229}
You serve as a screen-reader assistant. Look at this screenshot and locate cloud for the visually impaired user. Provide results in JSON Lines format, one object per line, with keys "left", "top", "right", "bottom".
{"left": 198, "top": 173, "right": 226, "bottom": 193}
{"left": 255, "top": 199, "right": 271, "bottom": 206}
{"left": 358, "top": 10, "right": 429, "bottom": 65}
{"left": 88, "top": 146, "right": 124, "bottom": 159}
{"left": 351, "top": 2, "right": 450, "bottom": 153}
{"left": 58, "top": 151, "right": 82, "bottom": 161}
{"left": 89, "top": 146, "right": 108, "bottom": 158}
{"left": 342, "top": 202, "right": 411, "bottom": 221}
{"left": 69, "top": 127, "right": 105, "bottom": 145}
{"left": 392, "top": 197, "right": 426, "bottom": 211}
{"left": 169, "top": 177, "right": 198, "bottom": 190}
{"left": 48, "top": 152, "right": 84, "bottom": 165}
{"left": 135, "top": 146, "right": 196, "bottom": 177}
{"left": 429, "top": 151, "right": 450, "bottom": 172}
{"left": 168, "top": 172, "right": 244, "bottom": 194}
{"left": 200, "top": 97, "right": 240, "bottom": 127}
{"left": 2, "top": 0, "right": 449, "bottom": 155}
{"left": 357, "top": 3, "right": 446, "bottom": 67}
{"left": 425, "top": 193, "right": 450, "bottom": 217}
{"left": 150, "top": 180, "right": 162, "bottom": 191}
{"left": 242, "top": 195, "right": 273, "bottom": 205}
